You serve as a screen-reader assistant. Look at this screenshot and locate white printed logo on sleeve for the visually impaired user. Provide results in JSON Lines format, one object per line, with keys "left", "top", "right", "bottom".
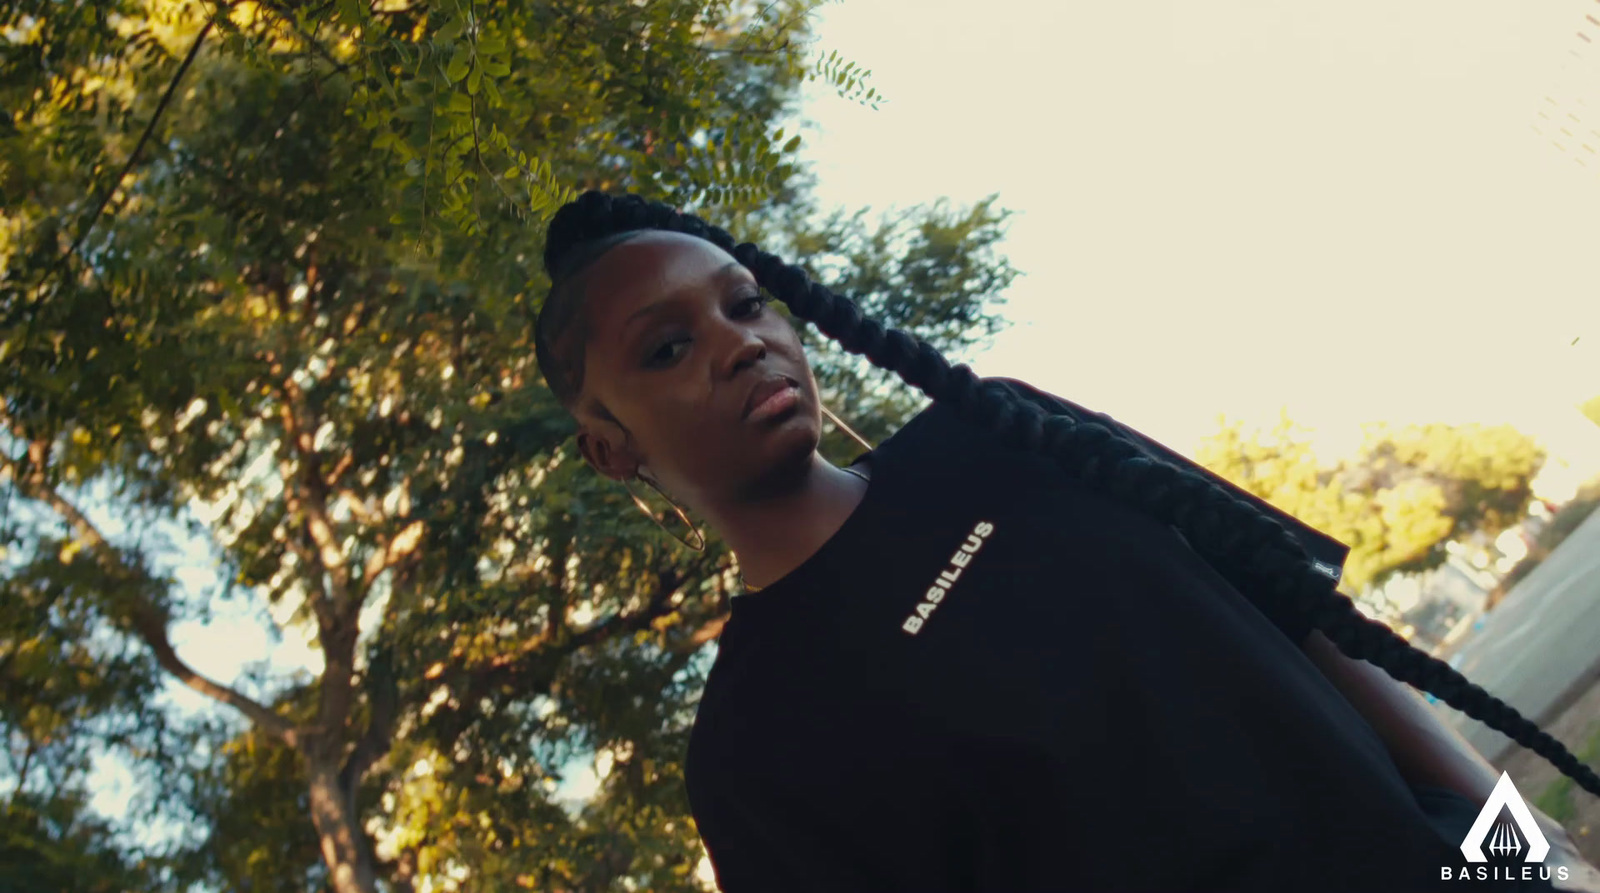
{"left": 902, "top": 520, "right": 994, "bottom": 635}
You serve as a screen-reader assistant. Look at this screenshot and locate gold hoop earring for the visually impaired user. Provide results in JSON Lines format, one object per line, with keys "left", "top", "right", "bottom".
{"left": 820, "top": 401, "right": 874, "bottom": 452}
{"left": 622, "top": 474, "right": 706, "bottom": 552}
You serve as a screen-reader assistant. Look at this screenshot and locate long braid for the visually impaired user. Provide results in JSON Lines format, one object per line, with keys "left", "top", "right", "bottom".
{"left": 538, "top": 190, "right": 1600, "bottom": 798}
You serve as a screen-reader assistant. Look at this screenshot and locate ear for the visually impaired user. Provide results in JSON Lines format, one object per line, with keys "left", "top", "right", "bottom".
{"left": 575, "top": 420, "right": 641, "bottom": 482}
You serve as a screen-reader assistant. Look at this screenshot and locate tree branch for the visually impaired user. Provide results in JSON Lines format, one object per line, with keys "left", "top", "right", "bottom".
{"left": 277, "top": 455, "right": 340, "bottom": 632}
{"left": 427, "top": 569, "right": 691, "bottom": 745}
{"left": 14, "top": 739, "right": 34, "bottom": 799}
{"left": 668, "top": 610, "right": 730, "bottom": 654}
{"left": 258, "top": 0, "right": 354, "bottom": 74}
{"left": 0, "top": 454, "right": 301, "bottom": 746}
{"left": 484, "top": 568, "right": 688, "bottom": 671}
{"left": 339, "top": 648, "right": 398, "bottom": 790}
{"left": 277, "top": 392, "right": 354, "bottom": 617}
{"left": 55, "top": 19, "right": 215, "bottom": 278}
{"left": 566, "top": 568, "right": 684, "bottom": 652}
{"left": 275, "top": 425, "right": 361, "bottom": 738}
{"left": 126, "top": 598, "right": 300, "bottom": 747}
{"left": 338, "top": 565, "right": 416, "bottom": 805}
{"left": 360, "top": 520, "right": 424, "bottom": 591}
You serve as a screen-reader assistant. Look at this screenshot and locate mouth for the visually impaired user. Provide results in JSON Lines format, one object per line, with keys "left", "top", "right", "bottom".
{"left": 742, "top": 374, "right": 800, "bottom": 422}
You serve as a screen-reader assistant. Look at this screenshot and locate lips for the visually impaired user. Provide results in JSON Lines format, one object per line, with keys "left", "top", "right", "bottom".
{"left": 742, "top": 375, "right": 798, "bottom": 420}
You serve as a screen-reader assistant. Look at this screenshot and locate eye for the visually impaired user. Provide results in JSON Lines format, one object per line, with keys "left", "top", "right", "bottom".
{"left": 733, "top": 290, "right": 769, "bottom": 318}
{"left": 644, "top": 337, "right": 689, "bottom": 368}
{"left": 639, "top": 290, "right": 768, "bottom": 369}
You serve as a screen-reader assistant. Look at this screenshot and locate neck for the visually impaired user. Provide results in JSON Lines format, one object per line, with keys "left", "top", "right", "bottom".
{"left": 696, "top": 452, "right": 870, "bottom": 591}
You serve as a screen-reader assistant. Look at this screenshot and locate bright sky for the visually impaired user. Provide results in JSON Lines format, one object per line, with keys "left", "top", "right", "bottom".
{"left": 84, "top": 0, "right": 1600, "bottom": 860}
{"left": 797, "top": 0, "right": 1600, "bottom": 467}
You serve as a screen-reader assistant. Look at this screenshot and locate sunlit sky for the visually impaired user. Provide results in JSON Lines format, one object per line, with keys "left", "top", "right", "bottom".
{"left": 797, "top": 0, "right": 1600, "bottom": 468}
{"left": 89, "top": 0, "right": 1600, "bottom": 843}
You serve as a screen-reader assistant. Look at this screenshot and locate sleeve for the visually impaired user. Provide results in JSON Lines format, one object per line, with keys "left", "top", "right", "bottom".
{"left": 977, "top": 376, "right": 1344, "bottom": 644}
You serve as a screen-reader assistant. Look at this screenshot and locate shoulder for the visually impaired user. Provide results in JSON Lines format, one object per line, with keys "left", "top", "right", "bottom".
{"left": 969, "top": 376, "right": 1351, "bottom": 584}
{"left": 976, "top": 376, "right": 1121, "bottom": 430}
{"left": 976, "top": 375, "right": 1072, "bottom": 407}
{"left": 898, "top": 375, "right": 1114, "bottom": 466}
{"left": 906, "top": 376, "right": 1116, "bottom": 433}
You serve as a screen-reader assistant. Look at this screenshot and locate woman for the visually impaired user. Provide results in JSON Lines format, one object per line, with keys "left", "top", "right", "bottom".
{"left": 532, "top": 191, "right": 1600, "bottom": 892}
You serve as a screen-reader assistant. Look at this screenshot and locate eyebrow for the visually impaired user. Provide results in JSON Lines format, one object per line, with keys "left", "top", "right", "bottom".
{"left": 621, "top": 261, "right": 748, "bottom": 330}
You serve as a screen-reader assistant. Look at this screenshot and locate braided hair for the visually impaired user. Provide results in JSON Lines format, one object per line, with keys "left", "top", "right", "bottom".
{"left": 533, "top": 190, "right": 1600, "bottom": 798}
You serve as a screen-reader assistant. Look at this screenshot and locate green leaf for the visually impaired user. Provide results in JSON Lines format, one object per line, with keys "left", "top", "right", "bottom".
{"left": 216, "top": 389, "right": 242, "bottom": 420}
{"left": 446, "top": 53, "right": 471, "bottom": 84}
{"left": 408, "top": 122, "right": 433, "bottom": 149}
{"left": 436, "top": 17, "right": 466, "bottom": 44}
{"left": 373, "top": 64, "right": 399, "bottom": 101}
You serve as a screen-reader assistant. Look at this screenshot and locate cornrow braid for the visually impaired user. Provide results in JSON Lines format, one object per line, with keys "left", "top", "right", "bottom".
{"left": 535, "top": 190, "right": 1600, "bottom": 799}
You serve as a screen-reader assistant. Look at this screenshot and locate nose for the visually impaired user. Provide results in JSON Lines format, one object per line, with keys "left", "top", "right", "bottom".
{"left": 713, "top": 317, "right": 768, "bottom": 380}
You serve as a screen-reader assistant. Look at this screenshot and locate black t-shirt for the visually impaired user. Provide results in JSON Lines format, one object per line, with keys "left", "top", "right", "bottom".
{"left": 684, "top": 377, "right": 1550, "bottom": 892}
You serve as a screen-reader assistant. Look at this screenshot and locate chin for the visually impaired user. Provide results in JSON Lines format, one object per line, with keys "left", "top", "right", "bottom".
{"left": 732, "top": 414, "right": 821, "bottom": 497}
{"left": 758, "top": 409, "right": 819, "bottom": 462}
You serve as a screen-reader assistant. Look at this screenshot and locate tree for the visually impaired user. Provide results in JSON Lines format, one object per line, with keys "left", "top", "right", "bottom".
{"left": 1, "top": 1, "right": 1015, "bottom": 890}
{"left": 1195, "top": 413, "right": 1545, "bottom": 595}
{"left": 1, "top": 792, "right": 164, "bottom": 893}
{"left": 0, "top": 510, "right": 207, "bottom": 891}
{"left": 1580, "top": 393, "right": 1600, "bottom": 429}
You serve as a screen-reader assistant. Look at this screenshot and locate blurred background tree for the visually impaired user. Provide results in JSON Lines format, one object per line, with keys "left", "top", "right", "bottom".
{"left": 1, "top": 791, "right": 166, "bottom": 892}
{"left": 1196, "top": 413, "right": 1545, "bottom": 597}
{"left": 1, "top": 0, "right": 1014, "bottom": 890}
{"left": 1580, "top": 393, "right": 1600, "bottom": 429}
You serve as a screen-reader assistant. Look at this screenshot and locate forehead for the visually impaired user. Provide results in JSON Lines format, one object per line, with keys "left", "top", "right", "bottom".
{"left": 580, "top": 231, "right": 742, "bottom": 330}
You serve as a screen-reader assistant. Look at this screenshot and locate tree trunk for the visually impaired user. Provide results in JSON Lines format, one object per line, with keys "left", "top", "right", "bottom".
{"left": 306, "top": 759, "right": 379, "bottom": 893}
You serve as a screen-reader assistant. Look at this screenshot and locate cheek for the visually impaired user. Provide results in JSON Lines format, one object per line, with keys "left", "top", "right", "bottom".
{"left": 660, "top": 421, "right": 750, "bottom": 490}
{"left": 767, "top": 322, "right": 812, "bottom": 369}
{"left": 620, "top": 390, "right": 724, "bottom": 459}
